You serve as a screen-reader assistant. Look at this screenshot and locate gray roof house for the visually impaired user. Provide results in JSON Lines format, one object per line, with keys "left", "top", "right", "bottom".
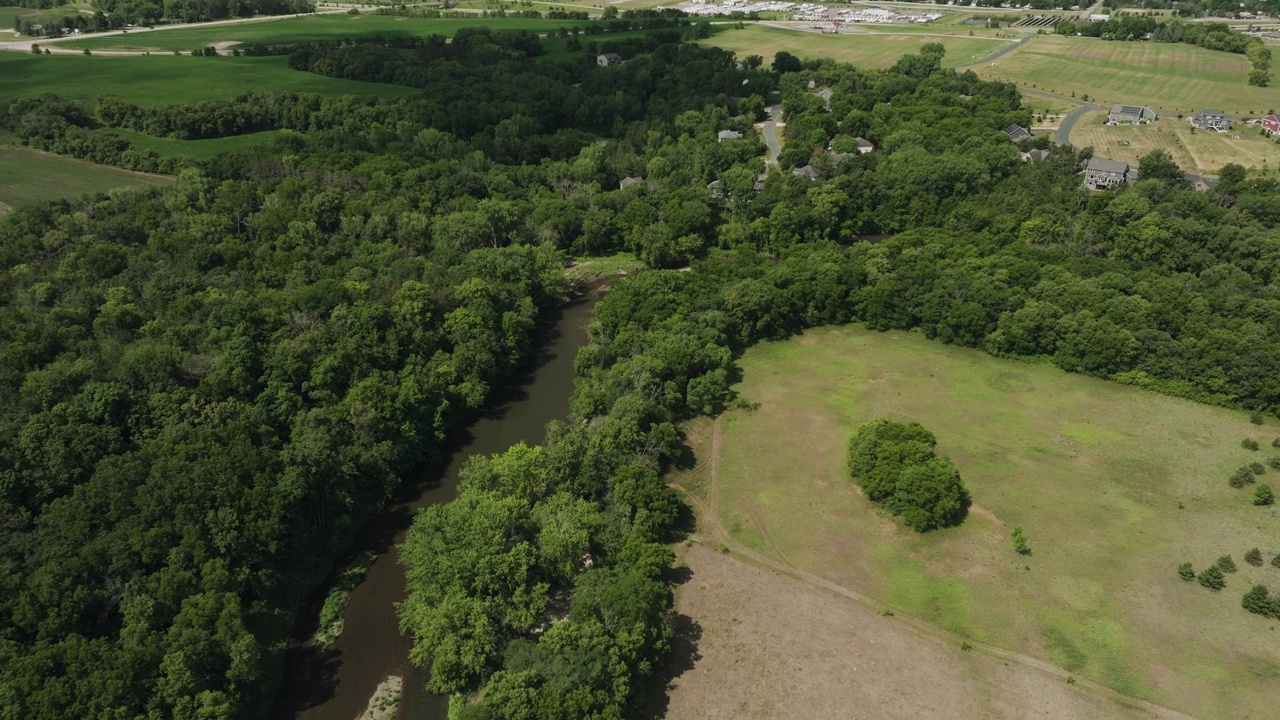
{"left": 1004, "top": 123, "right": 1032, "bottom": 142}
{"left": 596, "top": 53, "right": 623, "bottom": 67}
{"left": 753, "top": 173, "right": 768, "bottom": 192}
{"left": 1184, "top": 174, "right": 1219, "bottom": 192}
{"left": 793, "top": 165, "right": 824, "bottom": 180}
{"left": 1107, "top": 104, "right": 1157, "bottom": 124}
{"left": 1190, "top": 109, "right": 1231, "bottom": 132}
{"left": 854, "top": 137, "right": 875, "bottom": 154}
{"left": 1084, "top": 157, "right": 1137, "bottom": 190}
{"left": 619, "top": 176, "right": 644, "bottom": 189}
{"left": 717, "top": 129, "right": 743, "bottom": 142}
{"left": 1021, "top": 148, "right": 1051, "bottom": 163}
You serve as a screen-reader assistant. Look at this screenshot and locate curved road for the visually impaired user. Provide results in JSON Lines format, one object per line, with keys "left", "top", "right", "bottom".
{"left": 1054, "top": 102, "right": 1100, "bottom": 145}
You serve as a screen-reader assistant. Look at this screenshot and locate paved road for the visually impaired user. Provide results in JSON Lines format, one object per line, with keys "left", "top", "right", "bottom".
{"left": 761, "top": 104, "right": 782, "bottom": 165}
{"left": 1054, "top": 102, "right": 1101, "bottom": 145}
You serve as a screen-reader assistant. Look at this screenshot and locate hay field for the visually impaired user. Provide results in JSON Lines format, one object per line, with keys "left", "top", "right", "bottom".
{"left": 0, "top": 147, "right": 172, "bottom": 214}
{"left": 705, "top": 24, "right": 1007, "bottom": 69}
{"left": 684, "top": 324, "right": 1280, "bottom": 720}
{"left": 975, "top": 36, "right": 1273, "bottom": 115}
{"left": 0, "top": 52, "right": 418, "bottom": 107}
{"left": 1070, "top": 109, "right": 1280, "bottom": 175}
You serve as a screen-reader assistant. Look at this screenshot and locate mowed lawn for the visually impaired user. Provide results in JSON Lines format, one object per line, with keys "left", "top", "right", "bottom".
{"left": 1070, "top": 109, "right": 1280, "bottom": 175}
{"left": 976, "top": 35, "right": 1273, "bottom": 115}
{"left": 699, "top": 325, "right": 1280, "bottom": 720}
{"left": 0, "top": 147, "right": 172, "bottom": 214}
{"left": 0, "top": 52, "right": 418, "bottom": 107}
{"left": 59, "top": 14, "right": 599, "bottom": 51}
{"left": 705, "top": 24, "right": 1007, "bottom": 69}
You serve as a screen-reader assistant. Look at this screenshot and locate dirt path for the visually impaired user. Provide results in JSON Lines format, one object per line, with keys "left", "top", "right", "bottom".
{"left": 666, "top": 416, "right": 1193, "bottom": 720}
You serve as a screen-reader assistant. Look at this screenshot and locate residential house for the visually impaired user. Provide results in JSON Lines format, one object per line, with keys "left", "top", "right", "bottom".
{"left": 1084, "top": 157, "right": 1137, "bottom": 190}
{"left": 717, "top": 129, "right": 743, "bottom": 142}
{"left": 793, "top": 165, "right": 824, "bottom": 180}
{"left": 1004, "top": 123, "right": 1032, "bottom": 142}
{"left": 854, "top": 137, "right": 875, "bottom": 154}
{"left": 1263, "top": 114, "right": 1280, "bottom": 135}
{"left": 753, "top": 173, "right": 768, "bottom": 192}
{"left": 1107, "top": 104, "right": 1157, "bottom": 125}
{"left": 1184, "top": 174, "right": 1219, "bottom": 192}
{"left": 596, "top": 53, "right": 623, "bottom": 67}
{"left": 618, "top": 176, "right": 643, "bottom": 189}
{"left": 1189, "top": 109, "right": 1231, "bottom": 132}
{"left": 1021, "top": 148, "right": 1050, "bottom": 163}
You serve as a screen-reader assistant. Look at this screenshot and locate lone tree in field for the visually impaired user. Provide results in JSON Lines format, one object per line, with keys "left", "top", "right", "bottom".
{"left": 846, "top": 418, "right": 970, "bottom": 532}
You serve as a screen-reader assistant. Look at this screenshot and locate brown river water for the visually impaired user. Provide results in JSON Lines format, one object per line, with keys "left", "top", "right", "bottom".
{"left": 274, "top": 285, "right": 603, "bottom": 720}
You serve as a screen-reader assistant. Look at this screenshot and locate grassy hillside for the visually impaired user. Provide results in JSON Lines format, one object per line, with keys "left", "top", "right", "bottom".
{"left": 0, "top": 147, "right": 172, "bottom": 214}
{"left": 59, "top": 14, "right": 602, "bottom": 51}
{"left": 0, "top": 52, "right": 419, "bottom": 107}
{"left": 704, "top": 24, "right": 1007, "bottom": 69}
{"left": 975, "top": 35, "right": 1273, "bottom": 115}
{"left": 687, "top": 324, "right": 1280, "bottom": 720}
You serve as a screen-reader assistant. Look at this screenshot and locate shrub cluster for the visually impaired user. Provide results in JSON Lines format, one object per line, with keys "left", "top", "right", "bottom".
{"left": 846, "top": 419, "right": 970, "bottom": 532}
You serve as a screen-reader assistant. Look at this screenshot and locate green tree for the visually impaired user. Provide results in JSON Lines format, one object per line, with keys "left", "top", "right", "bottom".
{"left": 1254, "top": 484, "right": 1274, "bottom": 505}
{"left": 1217, "top": 555, "right": 1238, "bottom": 573}
{"left": 1198, "top": 565, "right": 1226, "bottom": 590}
{"left": 1245, "top": 548, "right": 1264, "bottom": 566}
{"left": 1177, "top": 562, "right": 1196, "bottom": 581}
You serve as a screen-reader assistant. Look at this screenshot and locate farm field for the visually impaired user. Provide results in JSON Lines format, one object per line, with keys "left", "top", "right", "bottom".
{"left": 59, "top": 14, "right": 598, "bottom": 52}
{"left": 0, "top": 147, "right": 172, "bottom": 214}
{"left": 0, "top": 53, "right": 418, "bottom": 107}
{"left": 975, "top": 35, "right": 1273, "bottom": 115}
{"left": 675, "top": 325, "right": 1280, "bottom": 720}
{"left": 705, "top": 24, "right": 1007, "bottom": 69}
{"left": 1069, "top": 109, "right": 1280, "bottom": 175}
{"left": 108, "top": 128, "right": 294, "bottom": 160}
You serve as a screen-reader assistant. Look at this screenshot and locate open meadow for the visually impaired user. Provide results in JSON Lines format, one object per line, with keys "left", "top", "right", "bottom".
{"left": 59, "top": 13, "right": 598, "bottom": 52}
{"left": 673, "top": 325, "right": 1280, "bottom": 720}
{"left": 0, "top": 146, "right": 172, "bottom": 214}
{"left": 975, "top": 35, "right": 1274, "bottom": 115}
{"left": 705, "top": 24, "right": 1007, "bottom": 69}
{"left": 1069, "top": 109, "right": 1280, "bottom": 175}
{"left": 108, "top": 128, "right": 294, "bottom": 159}
{"left": 0, "top": 52, "right": 418, "bottom": 107}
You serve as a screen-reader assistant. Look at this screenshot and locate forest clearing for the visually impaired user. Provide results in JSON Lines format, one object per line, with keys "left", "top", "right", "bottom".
{"left": 1068, "top": 110, "right": 1280, "bottom": 176}
{"left": 0, "top": 145, "right": 171, "bottom": 212}
{"left": 672, "top": 324, "right": 1280, "bottom": 720}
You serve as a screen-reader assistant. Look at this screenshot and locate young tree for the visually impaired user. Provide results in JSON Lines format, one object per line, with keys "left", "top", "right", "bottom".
{"left": 1242, "top": 438, "right": 1260, "bottom": 451}
{"left": 1198, "top": 565, "right": 1226, "bottom": 590}
{"left": 1217, "top": 555, "right": 1238, "bottom": 574}
{"left": 1255, "top": 484, "right": 1274, "bottom": 506}
{"left": 1245, "top": 548, "right": 1264, "bottom": 566}
{"left": 1177, "top": 562, "right": 1196, "bottom": 581}
{"left": 1012, "top": 527, "right": 1031, "bottom": 556}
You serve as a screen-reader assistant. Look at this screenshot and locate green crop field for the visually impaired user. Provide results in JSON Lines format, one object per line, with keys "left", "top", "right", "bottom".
{"left": 108, "top": 128, "right": 295, "bottom": 159}
{"left": 705, "top": 24, "right": 1007, "bottom": 69}
{"left": 0, "top": 147, "right": 172, "bottom": 214}
{"left": 59, "top": 14, "right": 603, "bottom": 51}
{"left": 0, "top": 52, "right": 418, "bottom": 107}
{"left": 975, "top": 35, "right": 1275, "bottom": 115}
{"left": 683, "top": 325, "right": 1280, "bottom": 720}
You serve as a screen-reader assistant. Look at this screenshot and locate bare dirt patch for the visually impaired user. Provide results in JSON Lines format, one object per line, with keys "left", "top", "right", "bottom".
{"left": 667, "top": 543, "right": 1185, "bottom": 720}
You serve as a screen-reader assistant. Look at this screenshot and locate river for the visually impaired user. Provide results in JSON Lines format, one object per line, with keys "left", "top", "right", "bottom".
{"left": 274, "top": 284, "right": 604, "bottom": 720}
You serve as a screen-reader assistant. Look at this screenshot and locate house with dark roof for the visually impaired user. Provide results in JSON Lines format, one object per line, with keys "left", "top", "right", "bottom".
{"left": 793, "top": 165, "right": 824, "bottom": 180}
{"left": 1184, "top": 174, "right": 1219, "bottom": 192}
{"left": 1084, "top": 157, "right": 1137, "bottom": 190}
{"left": 1263, "top": 114, "right": 1280, "bottom": 135}
{"left": 1021, "top": 148, "right": 1050, "bottom": 163}
{"left": 596, "top": 53, "right": 623, "bottom": 67}
{"left": 1189, "top": 109, "right": 1231, "bottom": 132}
{"left": 1004, "top": 124, "right": 1032, "bottom": 142}
{"left": 1107, "top": 104, "right": 1157, "bottom": 124}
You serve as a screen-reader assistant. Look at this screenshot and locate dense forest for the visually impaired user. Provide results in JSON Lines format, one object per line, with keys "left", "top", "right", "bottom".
{"left": 5, "top": 22, "right": 1280, "bottom": 720}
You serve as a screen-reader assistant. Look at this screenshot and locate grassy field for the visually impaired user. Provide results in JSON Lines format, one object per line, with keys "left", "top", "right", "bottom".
{"left": 0, "top": 147, "right": 172, "bottom": 214}
{"left": 0, "top": 3, "right": 86, "bottom": 34}
{"left": 681, "top": 325, "right": 1280, "bottom": 720}
{"left": 705, "top": 24, "right": 1007, "bottom": 69}
{"left": 976, "top": 35, "right": 1275, "bottom": 115}
{"left": 0, "top": 53, "right": 418, "bottom": 107}
{"left": 109, "top": 128, "right": 295, "bottom": 159}
{"left": 1070, "top": 109, "right": 1280, "bottom": 175}
{"left": 59, "top": 14, "right": 605, "bottom": 51}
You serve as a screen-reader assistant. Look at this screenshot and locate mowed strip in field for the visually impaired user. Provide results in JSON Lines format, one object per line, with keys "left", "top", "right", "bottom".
{"left": 108, "top": 128, "right": 294, "bottom": 160}
{"left": 705, "top": 24, "right": 1007, "bottom": 69}
{"left": 1069, "top": 109, "right": 1280, "bottom": 175}
{"left": 0, "top": 147, "right": 172, "bottom": 214}
{"left": 689, "top": 325, "right": 1279, "bottom": 720}
{"left": 0, "top": 52, "right": 418, "bottom": 106}
{"left": 58, "top": 14, "right": 596, "bottom": 52}
{"left": 976, "top": 35, "right": 1272, "bottom": 115}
